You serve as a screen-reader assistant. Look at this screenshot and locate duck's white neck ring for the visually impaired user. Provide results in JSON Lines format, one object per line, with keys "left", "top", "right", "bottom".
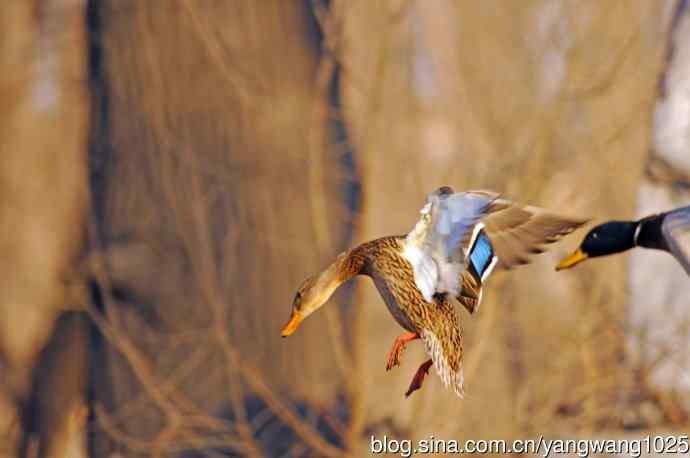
{"left": 632, "top": 221, "right": 642, "bottom": 246}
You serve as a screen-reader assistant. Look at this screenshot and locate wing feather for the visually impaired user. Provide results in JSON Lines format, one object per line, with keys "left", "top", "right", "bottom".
{"left": 406, "top": 189, "right": 588, "bottom": 302}
{"left": 480, "top": 199, "right": 589, "bottom": 270}
{"left": 434, "top": 191, "right": 500, "bottom": 262}
{"left": 458, "top": 265, "right": 482, "bottom": 314}
{"left": 404, "top": 188, "right": 498, "bottom": 301}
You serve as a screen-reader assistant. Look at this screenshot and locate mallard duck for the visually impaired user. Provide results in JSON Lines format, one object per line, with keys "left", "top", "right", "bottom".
{"left": 556, "top": 205, "right": 690, "bottom": 274}
{"left": 282, "top": 187, "right": 588, "bottom": 398}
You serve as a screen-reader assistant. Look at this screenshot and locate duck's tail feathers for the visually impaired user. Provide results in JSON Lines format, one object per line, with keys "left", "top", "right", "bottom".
{"left": 420, "top": 329, "right": 464, "bottom": 398}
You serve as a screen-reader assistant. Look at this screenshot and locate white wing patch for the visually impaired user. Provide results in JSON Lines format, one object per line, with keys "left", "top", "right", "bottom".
{"left": 482, "top": 256, "right": 498, "bottom": 282}
{"left": 464, "top": 222, "right": 484, "bottom": 257}
{"left": 421, "top": 329, "right": 464, "bottom": 398}
{"left": 401, "top": 244, "right": 438, "bottom": 303}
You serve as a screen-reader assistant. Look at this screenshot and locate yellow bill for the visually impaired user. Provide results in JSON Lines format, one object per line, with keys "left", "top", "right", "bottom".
{"left": 555, "top": 248, "right": 588, "bottom": 271}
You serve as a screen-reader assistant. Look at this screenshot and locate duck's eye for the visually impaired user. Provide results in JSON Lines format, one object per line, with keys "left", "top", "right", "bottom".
{"left": 295, "top": 292, "right": 302, "bottom": 301}
{"left": 592, "top": 233, "right": 599, "bottom": 239}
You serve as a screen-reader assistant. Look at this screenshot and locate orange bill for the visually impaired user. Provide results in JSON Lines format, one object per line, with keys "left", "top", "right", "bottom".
{"left": 555, "top": 248, "right": 588, "bottom": 271}
{"left": 281, "top": 312, "right": 303, "bottom": 337}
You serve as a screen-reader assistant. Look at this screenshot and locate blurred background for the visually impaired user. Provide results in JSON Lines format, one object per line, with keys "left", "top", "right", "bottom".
{"left": 1, "top": 0, "right": 689, "bottom": 457}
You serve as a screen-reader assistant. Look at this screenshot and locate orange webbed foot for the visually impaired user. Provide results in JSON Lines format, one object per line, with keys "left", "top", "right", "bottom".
{"left": 385, "top": 332, "right": 419, "bottom": 371}
{"left": 405, "top": 359, "right": 433, "bottom": 397}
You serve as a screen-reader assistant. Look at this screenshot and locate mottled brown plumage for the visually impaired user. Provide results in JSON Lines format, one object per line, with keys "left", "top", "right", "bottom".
{"left": 283, "top": 235, "right": 465, "bottom": 396}
{"left": 281, "top": 188, "right": 588, "bottom": 398}
{"left": 361, "top": 237, "right": 465, "bottom": 397}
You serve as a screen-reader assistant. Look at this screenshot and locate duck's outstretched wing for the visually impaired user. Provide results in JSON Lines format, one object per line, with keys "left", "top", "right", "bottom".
{"left": 479, "top": 199, "right": 589, "bottom": 270}
{"left": 406, "top": 188, "right": 587, "bottom": 305}
{"left": 662, "top": 205, "right": 690, "bottom": 275}
{"left": 404, "top": 187, "right": 498, "bottom": 302}
{"left": 456, "top": 198, "right": 588, "bottom": 314}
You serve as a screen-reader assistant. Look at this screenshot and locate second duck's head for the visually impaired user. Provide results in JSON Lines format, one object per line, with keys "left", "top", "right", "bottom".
{"left": 556, "top": 220, "right": 638, "bottom": 270}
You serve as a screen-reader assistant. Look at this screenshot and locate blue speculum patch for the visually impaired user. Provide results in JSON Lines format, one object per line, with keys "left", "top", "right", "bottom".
{"left": 470, "top": 231, "right": 494, "bottom": 277}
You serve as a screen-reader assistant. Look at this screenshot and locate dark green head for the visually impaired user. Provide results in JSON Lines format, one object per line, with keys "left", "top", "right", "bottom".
{"left": 556, "top": 221, "right": 638, "bottom": 270}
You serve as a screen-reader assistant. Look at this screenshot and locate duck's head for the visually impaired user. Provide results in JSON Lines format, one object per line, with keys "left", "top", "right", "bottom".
{"left": 281, "top": 269, "right": 341, "bottom": 338}
{"left": 556, "top": 220, "right": 638, "bottom": 270}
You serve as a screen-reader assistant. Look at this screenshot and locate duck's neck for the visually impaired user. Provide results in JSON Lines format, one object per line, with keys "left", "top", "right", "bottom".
{"left": 317, "top": 249, "right": 366, "bottom": 297}
{"left": 635, "top": 214, "right": 669, "bottom": 251}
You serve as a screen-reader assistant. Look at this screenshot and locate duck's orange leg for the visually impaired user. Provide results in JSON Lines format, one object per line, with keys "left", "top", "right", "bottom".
{"left": 405, "top": 359, "right": 433, "bottom": 397}
{"left": 386, "top": 332, "right": 419, "bottom": 371}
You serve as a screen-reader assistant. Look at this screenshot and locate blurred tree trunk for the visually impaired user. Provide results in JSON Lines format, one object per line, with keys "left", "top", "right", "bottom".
{"left": 629, "top": 0, "right": 690, "bottom": 411}
{"left": 88, "top": 0, "right": 354, "bottom": 455}
{"left": 0, "top": 0, "right": 89, "bottom": 456}
{"left": 19, "top": 312, "right": 89, "bottom": 458}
